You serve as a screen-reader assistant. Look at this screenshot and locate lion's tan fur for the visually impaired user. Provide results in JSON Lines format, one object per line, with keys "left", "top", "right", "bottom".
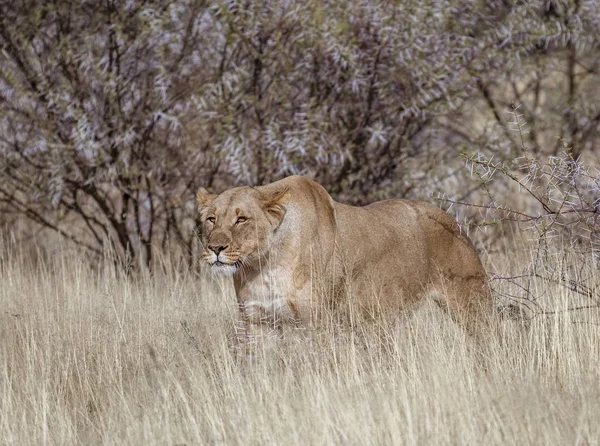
{"left": 197, "top": 176, "right": 492, "bottom": 338}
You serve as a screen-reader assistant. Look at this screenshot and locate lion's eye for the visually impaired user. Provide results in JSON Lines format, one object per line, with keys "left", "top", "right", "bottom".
{"left": 207, "top": 216, "right": 216, "bottom": 224}
{"left": 235, "top": 216, "right": 248, "bottom": 224}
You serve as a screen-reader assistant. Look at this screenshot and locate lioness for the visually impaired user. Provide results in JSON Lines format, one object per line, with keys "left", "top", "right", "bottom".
{"left": 197, "top": 175, "right": 492, "bottom": 339}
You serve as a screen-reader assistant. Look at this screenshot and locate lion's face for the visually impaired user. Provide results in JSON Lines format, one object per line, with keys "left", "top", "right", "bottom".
{"left": 197, "top": 186, "right": 290, "bottom": 275}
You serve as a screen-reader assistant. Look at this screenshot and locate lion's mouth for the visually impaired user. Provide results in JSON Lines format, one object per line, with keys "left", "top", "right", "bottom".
{"left": 206, "top": 256, "right": 243, "bottom": 276}
{"left": 212, "top": 259, "right": 243, "bottom": 268}
{"left": 202, "top": 248, "right": 246, "bottom": 275}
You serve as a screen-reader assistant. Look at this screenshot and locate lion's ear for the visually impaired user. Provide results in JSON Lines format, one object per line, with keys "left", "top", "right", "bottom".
{"left": 263, "top": 187, "right": 291, "bottom": 223}
{"left": 196, "top": 188, "right": 217, "bottom": 209}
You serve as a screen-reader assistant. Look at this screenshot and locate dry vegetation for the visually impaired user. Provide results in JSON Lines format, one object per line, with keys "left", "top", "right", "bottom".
{"left": 2, "top": 0, "right": 599, "bottom": 269}
{"left": 1, "top": 238, "right": 599, "bottom": 445}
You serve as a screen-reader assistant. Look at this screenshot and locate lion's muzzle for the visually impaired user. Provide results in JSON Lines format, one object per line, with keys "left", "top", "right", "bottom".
{"left": 203, "top": 234, "right": 240, "bottom": 275}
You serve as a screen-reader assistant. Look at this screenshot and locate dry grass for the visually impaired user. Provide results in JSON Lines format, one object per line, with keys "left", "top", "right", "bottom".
{"left": 1, "top": 240, "right": 599, "bottom": 445}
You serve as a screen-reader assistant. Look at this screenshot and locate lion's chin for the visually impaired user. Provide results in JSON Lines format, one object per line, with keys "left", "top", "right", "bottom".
{"left": 209, "top": 261, "right": 238, "bottom": 276}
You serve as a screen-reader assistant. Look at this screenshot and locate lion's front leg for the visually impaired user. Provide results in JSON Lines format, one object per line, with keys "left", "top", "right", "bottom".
{"left": 235, "top": 300, "right": 287, "bottom": 345}
{"left": 235, "top": 320, "right": 283, "bottom": 346}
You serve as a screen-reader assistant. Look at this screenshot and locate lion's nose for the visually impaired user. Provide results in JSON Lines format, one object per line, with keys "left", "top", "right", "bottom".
{"left": 208, "top": 244, "right": 228, "bottom": 255}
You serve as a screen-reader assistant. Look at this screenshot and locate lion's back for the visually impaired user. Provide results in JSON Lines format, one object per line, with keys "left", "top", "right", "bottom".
{"left": 334, "top": 197, "right": 489, "bottom": 303}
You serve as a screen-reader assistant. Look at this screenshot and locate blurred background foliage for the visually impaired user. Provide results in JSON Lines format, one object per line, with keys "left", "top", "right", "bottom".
{"left": 0, "top": 0, "right": 598, "bottom": 269}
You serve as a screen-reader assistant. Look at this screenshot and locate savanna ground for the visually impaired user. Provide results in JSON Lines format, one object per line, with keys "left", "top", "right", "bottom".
{"left": 1, "top": 237, "right": 599, "bottom": 446}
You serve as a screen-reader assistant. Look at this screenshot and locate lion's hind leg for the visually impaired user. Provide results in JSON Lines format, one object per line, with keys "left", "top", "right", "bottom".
{"left": 428, "top": 276, "right": 499, "bottom": 344}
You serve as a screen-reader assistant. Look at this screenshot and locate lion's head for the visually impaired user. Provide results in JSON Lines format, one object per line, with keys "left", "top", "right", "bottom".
{"left": 196, "top": 186, "right": 290, "bottom": 275}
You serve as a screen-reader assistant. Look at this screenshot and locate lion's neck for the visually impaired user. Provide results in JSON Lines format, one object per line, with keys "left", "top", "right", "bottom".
{"left": 233, "top": 245, "right": 298, "bottom": 298}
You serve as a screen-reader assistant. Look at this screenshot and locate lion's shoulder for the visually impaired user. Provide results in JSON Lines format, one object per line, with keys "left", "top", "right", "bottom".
{"left": 262, "top": 175, "right": 324, "bottom": 196}
{"left": 262, "top": 175, "right": 335, "bottom": 215}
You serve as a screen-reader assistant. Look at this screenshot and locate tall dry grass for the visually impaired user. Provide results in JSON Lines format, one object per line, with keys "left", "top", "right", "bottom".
{"left": 0, "top": 239, "right": 599, "bottom": 445}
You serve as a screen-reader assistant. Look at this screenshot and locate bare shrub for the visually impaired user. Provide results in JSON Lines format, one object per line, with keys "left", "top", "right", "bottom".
{"left": 1, "top": 1, "right": 599, "bottom": 269}
{"left": 439, "top": 105, "right": 600, "bottom": 319}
